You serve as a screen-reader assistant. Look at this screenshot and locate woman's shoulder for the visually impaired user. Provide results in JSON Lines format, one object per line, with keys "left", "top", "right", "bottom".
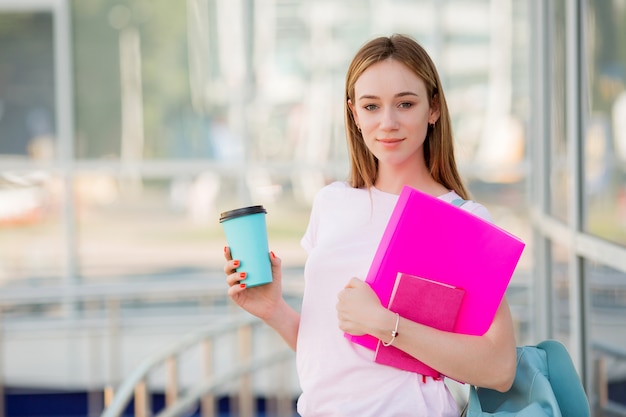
{"left": 324, "top": 180, "right": 351, "bottom": 191}
{"left": 310, "top": 181, "right": 376, "bottom": 212}
{"left": 440, "top": 191, "right": 493, "bottom": 223}
{"left": 313, "top": 181, "right": 357, "bottom": 200}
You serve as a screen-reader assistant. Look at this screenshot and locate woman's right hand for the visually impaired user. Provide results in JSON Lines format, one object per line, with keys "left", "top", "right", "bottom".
{"left": 224, "top": 246, "right": 284, "bottom": 322}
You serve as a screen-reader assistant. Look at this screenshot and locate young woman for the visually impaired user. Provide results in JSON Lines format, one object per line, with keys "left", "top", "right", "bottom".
{"left": 224, "top": 34, "right": 517, "bottom": 417}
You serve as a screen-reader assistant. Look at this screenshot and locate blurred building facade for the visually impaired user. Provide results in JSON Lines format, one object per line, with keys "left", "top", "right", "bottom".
{"left": 0, "top": 0, "right": 624, "bottom": 416}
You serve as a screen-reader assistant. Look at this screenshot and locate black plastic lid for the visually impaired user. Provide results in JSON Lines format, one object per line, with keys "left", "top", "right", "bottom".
{"left": 219, "top": 205, "right": 267, "bottom": 223}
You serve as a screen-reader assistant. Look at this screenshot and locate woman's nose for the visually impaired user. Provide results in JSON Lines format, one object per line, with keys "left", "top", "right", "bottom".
{"left": 380, "top": 108, "right": 399, "bottom": 130}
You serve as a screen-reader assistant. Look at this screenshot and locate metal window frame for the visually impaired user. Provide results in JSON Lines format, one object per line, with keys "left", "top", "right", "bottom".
{"left": 530, "top": 0, "right": 626, "bottom": 400}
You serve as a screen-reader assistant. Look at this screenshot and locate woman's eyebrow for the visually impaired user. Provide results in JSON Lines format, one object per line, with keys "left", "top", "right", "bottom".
{"left": 396, "top": 91, "right": 420, "bottom": 98}
{"left": 357, "top": 91, "right": 420, "bottom": 101}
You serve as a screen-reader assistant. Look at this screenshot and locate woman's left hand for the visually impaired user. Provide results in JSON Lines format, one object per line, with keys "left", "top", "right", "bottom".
{"left": 336, "top": 277, "right": 385, "bottom": 336}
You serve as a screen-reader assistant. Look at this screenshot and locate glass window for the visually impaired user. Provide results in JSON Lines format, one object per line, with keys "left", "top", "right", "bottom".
{"left": 471, "top": 182, "right": 532, "bottom": 344}
{"left": 0, "top": 12, "right": 56, "bottom": 161}
{"left": 583, "top": 0, "right": 626, "bottom": 246}
{"left": 551, "top": 242, "right": 570, "bottom": 346}
{"left": 587, "top": 260, "right": 626, "bottom": 412}
{"left": 0, "top": 10, "right": 63, "bottom": 290}
{"left": 73, "top": 2, "right": 195, "bottom": 159}
{"left": 74, "top": 172, "right": 310, "bottom": 283}
{"left": 8, "top": 0, "right": 532, "bottom": 292}
{"left": 74, "top": 173, "right": 222, "bottom": 283}
{"left": 0, "top": 1, "right": 533, "bottom": 294}
{"left": 0, "top": 173, "right": 67, "bottom": 287}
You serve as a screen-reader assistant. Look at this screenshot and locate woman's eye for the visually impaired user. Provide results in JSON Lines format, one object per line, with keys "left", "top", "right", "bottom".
{"left": 364, "top": 104, "right": 378, "bottom": 111}
{"left": 399, "top": 102, "right": 413, "bottom": 109}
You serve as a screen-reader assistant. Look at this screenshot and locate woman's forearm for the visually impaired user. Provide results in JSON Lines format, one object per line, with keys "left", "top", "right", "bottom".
{"left": 368, "top": 298, "right": 517, "bottom": 391}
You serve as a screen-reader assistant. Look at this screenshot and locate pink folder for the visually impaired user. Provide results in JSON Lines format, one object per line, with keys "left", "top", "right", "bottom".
{"left": 346, "top": 185, "right": 525, "bottom": 351}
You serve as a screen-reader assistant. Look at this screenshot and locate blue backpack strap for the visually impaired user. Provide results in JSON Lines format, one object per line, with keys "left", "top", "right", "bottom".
{"left": 451, "top": 198, "right": 468, "bottom": 207}
{"left": 538, "top": 340, "right": 590, "bottom": 417}
{"left": 462, "top": 340, "right": 590, "bottom": 417}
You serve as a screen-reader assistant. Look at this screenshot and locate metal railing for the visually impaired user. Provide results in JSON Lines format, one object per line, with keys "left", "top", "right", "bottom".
{"left": 0, "top": 273, "right": 303, "bottom": 417}
{"left": 100, "top": 314, "right": 297, "bottom": 417}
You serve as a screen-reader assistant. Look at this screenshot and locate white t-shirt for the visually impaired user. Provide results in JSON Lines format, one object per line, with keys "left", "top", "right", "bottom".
{"left": 297, "top": 181, "right": 492, "bottom": 417}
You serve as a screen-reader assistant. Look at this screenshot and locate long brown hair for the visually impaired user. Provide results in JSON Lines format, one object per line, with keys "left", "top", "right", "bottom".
{"left": 344, "top": 34, "right": 469, "bottom": 200}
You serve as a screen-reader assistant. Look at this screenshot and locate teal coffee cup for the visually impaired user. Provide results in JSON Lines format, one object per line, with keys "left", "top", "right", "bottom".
{"left": 219, "top": 205, "right": 272, "bottom": 287}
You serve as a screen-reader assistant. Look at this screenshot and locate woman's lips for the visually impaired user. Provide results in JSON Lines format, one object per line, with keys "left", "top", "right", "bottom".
{"left": 377, "top": 138, "right": 404, "bottom": 144}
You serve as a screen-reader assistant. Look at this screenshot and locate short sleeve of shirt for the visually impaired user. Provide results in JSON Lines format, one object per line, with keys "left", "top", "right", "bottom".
{"left": 301, "top": 181, "right": 348, "bottom": 253}
{"left": 461, "top": 200, "right": 493, "bottom": 223}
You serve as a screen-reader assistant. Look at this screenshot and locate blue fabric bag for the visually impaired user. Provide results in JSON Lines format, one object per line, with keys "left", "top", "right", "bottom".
{"left": 462, "top": 340, "right": 590, "bottom": 417}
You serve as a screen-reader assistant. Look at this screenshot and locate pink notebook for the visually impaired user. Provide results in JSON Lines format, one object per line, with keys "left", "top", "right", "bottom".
{"left": 374, "top": 272, "right": 465, "bottom": 376}
{"left": 346, "top": 185, "right": 525, "bottom": 350}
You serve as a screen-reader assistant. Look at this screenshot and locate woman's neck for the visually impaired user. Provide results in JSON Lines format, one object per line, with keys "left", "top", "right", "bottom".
{"left": 374, "top": 165, "right": 448, "bottom": 197}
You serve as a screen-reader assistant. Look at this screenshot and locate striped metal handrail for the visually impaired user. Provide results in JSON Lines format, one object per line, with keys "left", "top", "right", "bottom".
{"left": 0, "top": 272, "right": 303, "bottom": 417}
{"left": 100, "top": 313, "right": 296, "bottom": 417}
